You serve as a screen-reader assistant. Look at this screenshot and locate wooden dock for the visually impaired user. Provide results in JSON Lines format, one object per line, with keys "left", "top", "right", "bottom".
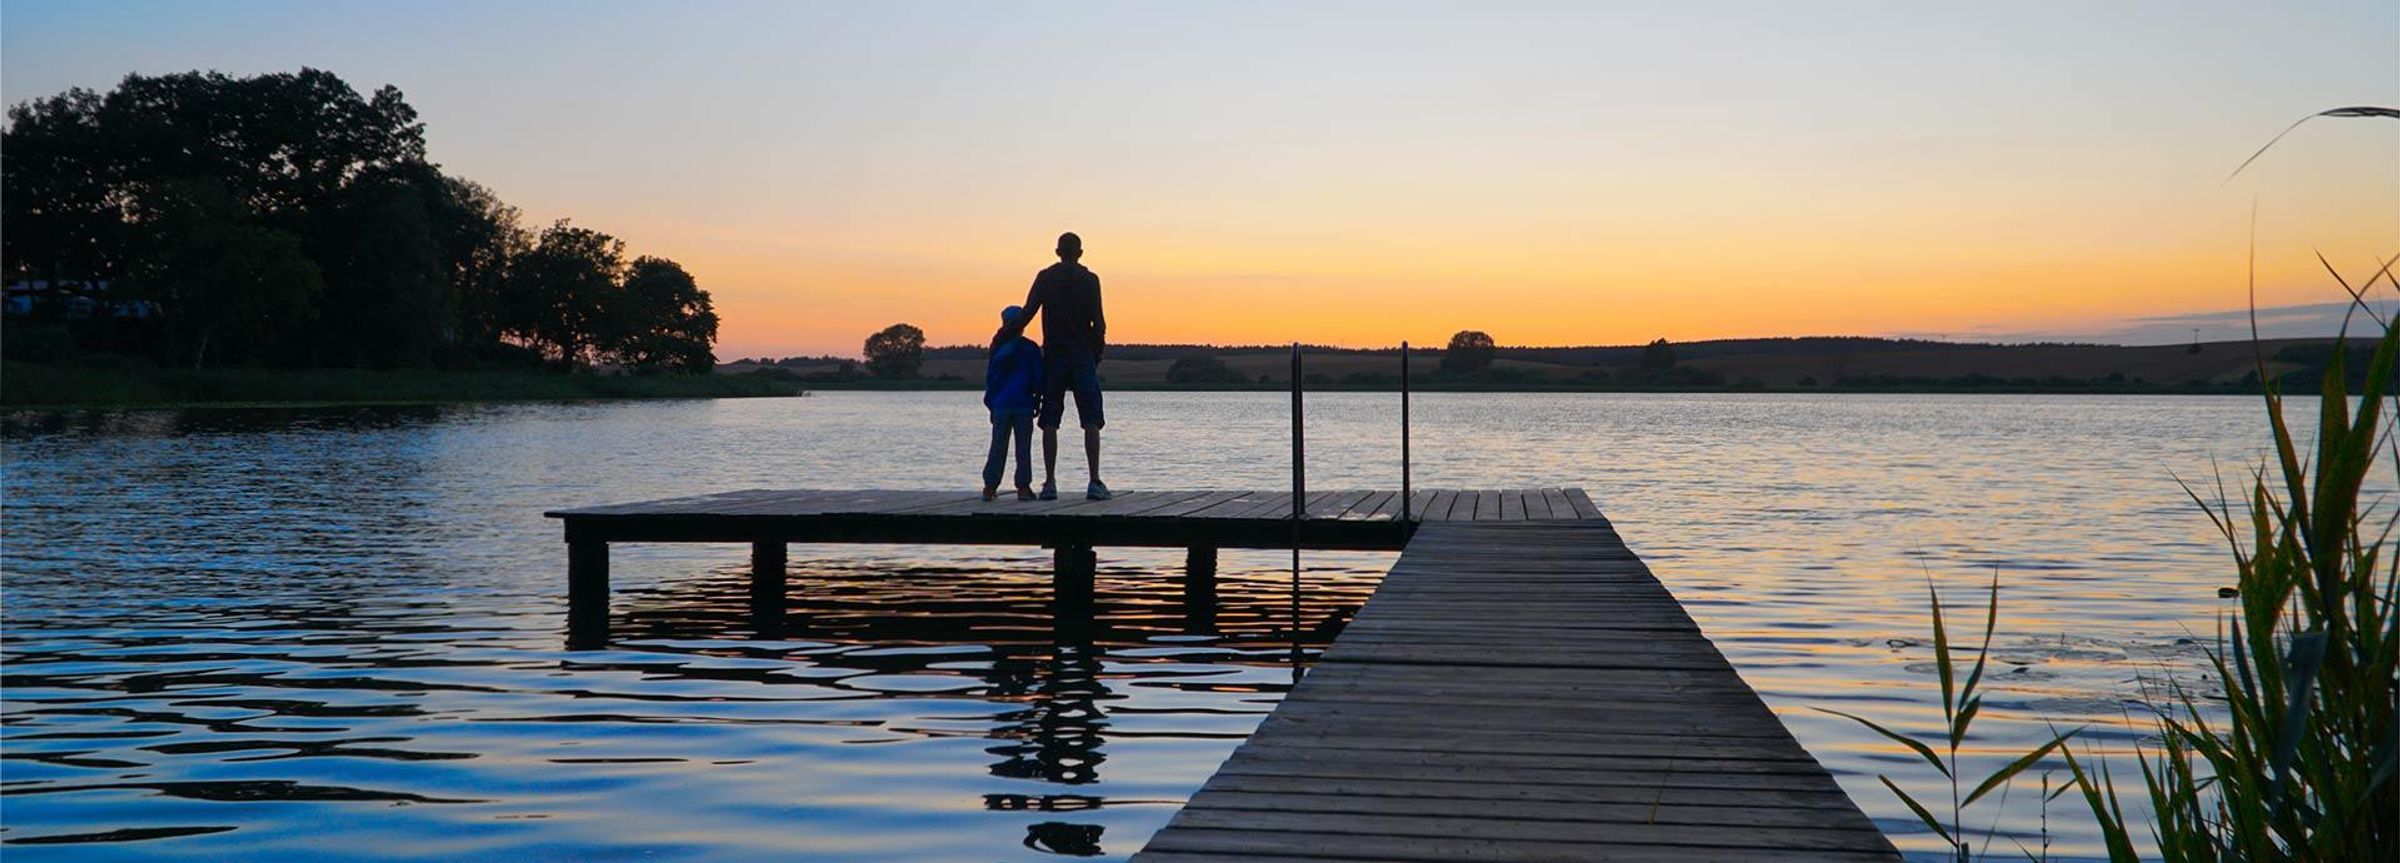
{"left": 1132, "top": 520, "right": 1898, "bottom": 861}
{"left": 544, "top": 488, "right": 1895, "bottom": 860}
{"left": 548, "top": 487, "right": 1597, "bottom": 548}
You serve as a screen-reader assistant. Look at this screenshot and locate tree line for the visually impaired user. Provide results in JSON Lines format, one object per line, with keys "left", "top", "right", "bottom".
{"left": 3, "top": 68, "right": 717, "bottom": 372}
{"left": 831, "top": 324, "right": 1702, "bottom": 385}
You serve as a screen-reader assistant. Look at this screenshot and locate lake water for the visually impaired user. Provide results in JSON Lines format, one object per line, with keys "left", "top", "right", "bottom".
{"left": 1, "top": 392, "right": 2300, "bottom": 860}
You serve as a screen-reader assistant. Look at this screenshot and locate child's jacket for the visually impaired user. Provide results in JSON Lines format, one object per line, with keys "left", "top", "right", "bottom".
{"left": 984, "top": 337, "right": 1043, "bottom": 415}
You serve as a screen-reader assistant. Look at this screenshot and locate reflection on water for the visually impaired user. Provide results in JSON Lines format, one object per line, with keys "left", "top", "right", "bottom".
{"left": 3, "top": 544, "right": 1383, "bottom": 861}
{"left": 1, "top": 392, "right": 2337, "bottom": 860}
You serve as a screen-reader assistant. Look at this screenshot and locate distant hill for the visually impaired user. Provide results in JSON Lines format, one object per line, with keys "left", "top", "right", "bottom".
{"left": 724, "top": 336, "right": 2354, "bottom": 392}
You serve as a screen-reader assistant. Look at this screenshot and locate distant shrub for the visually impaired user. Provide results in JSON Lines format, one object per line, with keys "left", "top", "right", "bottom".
{"left": 1166, "top": 354, "right": 1247, "bottom": 384}
{"left": 1639, "top": 338, "right": 1677, "bottom": 372}
{"left": 1441, "top": 330, "right": 1496, "bottom": 372}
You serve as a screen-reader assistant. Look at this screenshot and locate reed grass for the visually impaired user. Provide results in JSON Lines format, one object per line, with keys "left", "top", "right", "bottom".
{"left": 2061, "top": 287, "right": 2398, "bottom": 861}
{"left": 1836, "top": 106, "right": 2397, "bottom": 861}
{"left": 1818, "top": 573, "right": 2073, "bottom": 862}
{"left": 2050, "top": 108, "right": 2400, "bottom": 862}
{"left": 1838, "top": 300, "right": 2397, "bottom": 862}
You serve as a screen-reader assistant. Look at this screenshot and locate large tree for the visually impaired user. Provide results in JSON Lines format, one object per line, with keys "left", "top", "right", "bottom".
{"left": 4, "top": 67, "right": 721, "bottom": 374}
{"left": 508, "top": 220, "right": 626, "bottom": 366}
{"left": 4, "top": 68, "right": 427, "bottom": 366}
{"left": 1, "top": 87, "right": 118, "bottom": 284}
{"left": 424, "top": 174, "right": 529, "bottom": 351}
{"left": 125, "top": 179, "right": 323, "bottom": 368}
{"left": 97, "top": 68, "right": 425, "bottom": 219}
{"left": 310, "top": 165, "right": 447, "bottom": 367}
{"left": 1442, "top": 330, "right": 1496, "bottom": 373}
{"left": 864, "top": 323, "right": 926, "bottom": 379}
{"left": 613, "top": 256, "right": 719, "bottom": 373}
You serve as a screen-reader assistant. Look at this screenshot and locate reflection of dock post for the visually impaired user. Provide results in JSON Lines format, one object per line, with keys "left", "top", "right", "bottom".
{"left": 567, "top": 539, "right": 610, "bottom": 648}
{"left": 1183, "top": 547, "right": 1218, "bottom": 632}
{"left": 1054, "top": 545, "right": 1096, "bottom": 625}
{"left": 750, "top": 541, "right": 788, "bottom": 636}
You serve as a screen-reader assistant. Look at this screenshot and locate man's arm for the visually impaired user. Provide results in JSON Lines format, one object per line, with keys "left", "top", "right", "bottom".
{"left": 994, "top": 277, "right": 1045, "bottom": 346}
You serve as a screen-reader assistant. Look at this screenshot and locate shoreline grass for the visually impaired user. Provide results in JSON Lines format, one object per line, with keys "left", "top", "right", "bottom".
{"left": 0, "top": 361, "right": 806, "bottom": 409}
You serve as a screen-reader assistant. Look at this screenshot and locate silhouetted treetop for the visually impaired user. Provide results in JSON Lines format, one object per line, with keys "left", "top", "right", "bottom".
{"left": 865, "top": 323, "right": 926, "bottom": 379}
{"left": 1443, "top": 330, "right": 1496, "bottom": 373}
{"left": 3, "top": 68, "right": 720, "bottom": 373}
{"left": 1640, "top": 338, "right": 1677, "bottom": 372}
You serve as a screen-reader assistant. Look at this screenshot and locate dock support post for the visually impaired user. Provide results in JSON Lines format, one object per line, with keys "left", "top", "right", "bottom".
{"left": 567, "top": 540, "right": 610, "bottom": 648}
{"left": 1054, "top": 545, "right": 1096, "bottom": 621}
{"left": 1184, "top": 547, "right": 1218, "bottom": 632}
{"left": 750, "top": 541, "right": 787, "bottom": 637}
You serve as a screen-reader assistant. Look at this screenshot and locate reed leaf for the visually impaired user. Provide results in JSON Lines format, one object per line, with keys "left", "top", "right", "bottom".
{"left": 2267, "top": 631, "right": 2327, "bottom": 810}
{"left": 1929, "top": 577, "right": 1956, "bottom": 724}
{"left": 2225, "top": 106, "right": 2400, "bottom": 181}
{"left": 2059, "top": 746, "right": 2142, "bottom": 863}
{"left": 1955, "top": 571, "right": 2001, "bottom": 749}
{"left": 1964, "top": 731, "right": 2074, "bottom": 808}
{"left": 1950, "top": 696, "right": 1984, "bottom": 750}
{"left": 1880, "top": 775, "right": 1954, "bottom": 845}
{"left": 1816, "top": 707, "right": 1949, "bottom": 778}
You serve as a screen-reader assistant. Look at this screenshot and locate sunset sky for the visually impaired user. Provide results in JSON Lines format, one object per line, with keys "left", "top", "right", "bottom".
{"left": 5, "top": 1, "right": 2394, "bottom": 358}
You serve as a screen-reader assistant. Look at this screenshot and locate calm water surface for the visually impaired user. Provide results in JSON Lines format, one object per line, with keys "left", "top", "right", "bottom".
{"left": 2, "top": 392, "right": 2305, "bottom": 860}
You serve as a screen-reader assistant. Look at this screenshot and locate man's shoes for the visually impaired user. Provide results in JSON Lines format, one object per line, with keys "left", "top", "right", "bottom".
{"left": 981, "top": 487, "right": 998, "bottom": 501}
{"left": 1015, "top": 485, "right": 1037, "bottom": 500}
{"left": 1038, "top": 481, "right": 1058, "bottom": 501}
{"left": 1086, "top": 480, "right": 1113, "bottom": 501}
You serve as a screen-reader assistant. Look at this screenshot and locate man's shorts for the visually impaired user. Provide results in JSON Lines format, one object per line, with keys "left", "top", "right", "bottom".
{"left": 1039, "top": 348, "right": 1104, "bottom": 430}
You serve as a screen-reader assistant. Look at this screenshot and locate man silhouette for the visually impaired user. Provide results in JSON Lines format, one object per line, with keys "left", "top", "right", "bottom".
{"left": 996, "top": 232, "right": 1109, "bottom": 500}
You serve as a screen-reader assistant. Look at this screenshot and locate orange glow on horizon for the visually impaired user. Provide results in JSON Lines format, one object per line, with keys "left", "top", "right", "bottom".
{"left": 612, "top": 171, "right": 2397, "bottom": 358}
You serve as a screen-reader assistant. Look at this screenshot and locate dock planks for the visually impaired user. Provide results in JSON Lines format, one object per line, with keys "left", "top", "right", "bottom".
{"left": 1130, "top": 521, "right": 1897, "bottom": 862}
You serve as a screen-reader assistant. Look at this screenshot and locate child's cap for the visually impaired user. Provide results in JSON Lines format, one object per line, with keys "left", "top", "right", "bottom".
{"left": 1001, "top": 305, "right": 1025, "bottom": 325}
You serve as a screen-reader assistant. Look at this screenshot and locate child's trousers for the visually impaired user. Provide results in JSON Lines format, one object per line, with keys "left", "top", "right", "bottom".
{"left": 983, "top": 411, "right": 1035, "bottom": 490}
